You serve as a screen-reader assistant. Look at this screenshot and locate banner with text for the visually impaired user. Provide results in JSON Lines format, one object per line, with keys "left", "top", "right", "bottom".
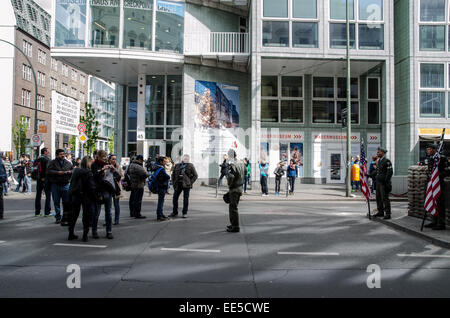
{"left": 52, "top": 91, "right": 80, "bottom": 136}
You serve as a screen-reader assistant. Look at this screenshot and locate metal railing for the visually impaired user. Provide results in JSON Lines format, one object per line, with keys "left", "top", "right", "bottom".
{"left": 184, "top": 32, "right": 249, "bottom": 55}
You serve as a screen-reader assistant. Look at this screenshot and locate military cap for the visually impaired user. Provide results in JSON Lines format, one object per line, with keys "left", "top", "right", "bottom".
{"left": 426, "top": 143, "right": 438, "bottom": 150}
{"left": 377, "top": 147, "right": 388, "bottom": 153}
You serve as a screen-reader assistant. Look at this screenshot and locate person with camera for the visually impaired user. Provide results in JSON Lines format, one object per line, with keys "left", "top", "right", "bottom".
{"left": 373, "top": 147, "right": 393, "bottom": 220}
{"left": 170, "top": 154, "right": 198, "bottom": 218}
{"left": 128, "top": 155, "right": 149, "bottom": 219}
{"left": 34, "top": 148, "right": 51, "bottom": 216}
{"left": 108, "top": 154, "right": 123, "bottom": 225}
{"left": 224, "top": 149, "right": 245, "bottom": 233}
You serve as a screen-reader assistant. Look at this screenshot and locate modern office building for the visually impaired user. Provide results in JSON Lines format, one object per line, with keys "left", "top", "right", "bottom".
{"left": 50, "top": 0, "right": 449, "bottom": 185}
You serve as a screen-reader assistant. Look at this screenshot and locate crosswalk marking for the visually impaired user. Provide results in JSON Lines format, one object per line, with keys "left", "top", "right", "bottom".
{"left": 53, "top": 243, "right": 107, "bottom": 248}
{"left": 278, "top": 251, "right": 340, "bottom": 256}
{"left": 397, "top": 253, "right": 450, "bottom": 259}
{"left": 161, "top": 248, "right": 221, "bottom": 253}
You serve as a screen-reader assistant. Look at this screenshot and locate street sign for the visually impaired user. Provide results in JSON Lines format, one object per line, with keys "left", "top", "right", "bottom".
{"left": 78, "top": 133, "right": 88, "bottom": 144}
{"left": 342, "top": 108, "right": 348, "bottom": 128}
{"left": 38, "top": 124, "right": 47, "bottom": 133}
{"left": 31, "top": 134, "right": 42, "bottom": 147}
{"left": 77, "top": 122, "right": 86, "bottom": 133}
{"left": 137, "top": 130, "right": 145, "bottom": 141}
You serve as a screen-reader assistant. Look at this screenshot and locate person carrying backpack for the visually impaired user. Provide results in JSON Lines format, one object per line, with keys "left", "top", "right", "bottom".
{"left": 169, "top": 154, "right": 198, "bottom": 218}
{"left": 34, "top": 148, "right": 51, "bottom": 216}
{"left": 152, "top": 156, "right": 171, "bottom": 221}
{"left": 128, "top": 155, "right": 149, "bottom": 219}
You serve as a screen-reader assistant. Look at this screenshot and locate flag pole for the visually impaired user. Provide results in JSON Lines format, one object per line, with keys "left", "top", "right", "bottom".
{"left": 367, "top": 199, "right": 371, "bottom": 220}
{"left": 420, "top": 128, "right": 446, "bottom": 231}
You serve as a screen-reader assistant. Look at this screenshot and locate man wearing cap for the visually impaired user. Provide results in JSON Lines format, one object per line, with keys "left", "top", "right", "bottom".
{"left": 225, "top": 149, "right": 246, "bottom": 233}
{"left": 373, "top": 147, "right": 393, "bottom": 219}
{"left": 424, "top": 143, "right": 449, "bottom": 230}
{"left": 128, "top": 155, "right": 149, "bottom": 219}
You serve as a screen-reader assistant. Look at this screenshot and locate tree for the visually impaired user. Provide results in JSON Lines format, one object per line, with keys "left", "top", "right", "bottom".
{"left": 68, "top": 136, "right": 77, "bottom": 154}
{"left": 107, "top": 132, "right": 114, "bottom": 154}
{"left": 12, "top": 119, "right": 28, "bottom": 159}
{"left": 80, "top": 103, "right": 99, "bottom": 155}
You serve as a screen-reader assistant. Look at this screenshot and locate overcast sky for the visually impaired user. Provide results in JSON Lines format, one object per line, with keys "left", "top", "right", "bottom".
{"left": 34, "top": 0, "right": 52, "bottom": 14}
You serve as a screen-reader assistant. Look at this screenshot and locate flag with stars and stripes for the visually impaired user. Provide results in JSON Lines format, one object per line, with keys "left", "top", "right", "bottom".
{"left": 424, "top": 153, "right": 441, "bottom": 217}
{"left": 360, "top": 141, "right": 370, "bottom": 202}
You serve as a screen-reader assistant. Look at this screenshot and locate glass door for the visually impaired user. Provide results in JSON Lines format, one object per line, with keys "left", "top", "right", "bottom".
{"left": 147, "top": 140, "right": 166, "bottom": 161}
{"left": 327, "top": 151, "right": 344, "bottom": 183}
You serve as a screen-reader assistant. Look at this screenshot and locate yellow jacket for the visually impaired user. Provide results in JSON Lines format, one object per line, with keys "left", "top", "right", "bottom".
{"left": 351, "top": 163, "right": 360, "bottom": 181}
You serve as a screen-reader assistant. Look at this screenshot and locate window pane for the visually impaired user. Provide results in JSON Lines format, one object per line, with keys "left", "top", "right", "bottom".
{"left": 261, "top": 99, "right": 279, "bottom": 122}
{"left": 313, "top": 101, "right": 335, "bottom": 123}
{"left": 293, "top": 22, "right": 318, "bottom": 48}
{"left": 368, "top": 102, "right": 380, "bottom": 124}
{"left": 146, "top": 76, "right": 165, "bottom": 125}
{"left": 262, "top": 76, "right": 278, "bottom": 97}
{"left": 91, "top": 1, "right": 120, "bottom": 48}
{"left": 282, "top": 76, "right": 302, "bottom": 97}
{"left": 263, "top": 0, "right": 288, "bottom": 18}
{"left": 421, "top": 64, "right": 444, "bottom": 88}
{"left": 330, "top": 23, "right": 355, "bottom": 48}
{"left": 281, "top": 100, "right": 303, "bottom": 123}
{"left": 313, "top": 77, "right": 334, "bottom": 98}
{"left": 337, "top": 101, "right": 359, "bottom": 124}
{"left": 420, "top": 26, "right": 445, "bottom": 51}
{"left": 337, "top": 78, "right": 358, "bottom": 99}
{"left": 359, "top": 0, "right": 383, "bottom": 21}
{"left": 420, "top": 92, "right": 445, "bottom": 117}
{"left": 448, "top": 93, "right": 450, "bottom": 118}
{"left": 128, "top": 143, "right": 137, "bottom": 156}
{"left": 368, "top": 78, "right": 379, "bottom": 99}
{"left": 145, "top": 127, "right": 164, "bottom": 139}
{"left": 123, "top": 0, "right": 153, "bottom": 50}
{"left": 167, "top": 75, "right": 182, "bottom": 125}
{"left": 359, "top": 24, "right": 384, "bottom": 50}
{"left": 420, "top": 0, "right": 445, "bottom": 22}
{"left": 155, "top": 0, "right": 185, "bottom": 54}
{"left": 263, "top": 21, "right": 289, "bottom": 47}
{"left": 55, "top": 0, "right": 86, "bottom": 47}
{"left": 330, "top": 0, "right": 354, "bottom": 20}
{"left": 128, "top": 131, "right": 136, "bottom": 143}
{"left": 166, "top": 127, "right": 182, "bottom": 141}
{"left": 293, "top": 0, "right": 316, "bottom": 19}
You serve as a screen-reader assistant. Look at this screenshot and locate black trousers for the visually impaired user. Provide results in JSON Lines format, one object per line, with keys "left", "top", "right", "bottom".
{"left": 69, "top": 195, "right": 92, "bottom": 234}
{"left": 173, "top": 187, "right": 191, "bottom": 215}
{"left": 275, "top": 177, "right": 281, "bottom": 193}
{"left": 376, "top": 183, "right": 391, "bottom": 215}
{"left": 0, "top": 184, "right": 3, "bottom": 218}
{"left": 288, "top": 176, "right": 296, "bottom": 193}
{"left": 229, "top": 191, "right": 241, "bottom": 228}
{"left": 35, "top": 180, "right": 51, "bottom": 215}
{"left": 260, "top": 176, "right": 268, "bottom": 194}
{"left": 129, "top": 188, "right": 144, "bottom": 217}
{"left": 436, "top": 194, "right": 447, "bottom": 226}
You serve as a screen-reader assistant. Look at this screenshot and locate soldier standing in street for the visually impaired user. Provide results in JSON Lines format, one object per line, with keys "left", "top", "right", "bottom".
{"left": 424, "top": 144, "right": 449, "bottom": 230}
{"left": 373, "top": 147, "right": 393, "bottom": 220}
{"left": 225, "top": 149, "right": 246, "bottom": 233}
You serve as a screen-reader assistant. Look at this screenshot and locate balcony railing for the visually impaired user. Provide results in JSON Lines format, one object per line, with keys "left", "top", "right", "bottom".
{"left": 184, "top": 32, "right": 249, "bottom": 55}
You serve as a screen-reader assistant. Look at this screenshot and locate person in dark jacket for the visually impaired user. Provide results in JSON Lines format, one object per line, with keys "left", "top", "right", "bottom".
{"left": 169, "top": 154, "right": 198, "bottom": 218}
{"left": 34, "top": 148, "right": 51, "bottom": 216}
{"left": 218, "top": 154, "right": 229, "bottom": 187}
{"left": 287, "top": 159, "right": 298, "bottom": 195}
{"left": 47, "top": 149, "right": 73, "bottom": 224}
{"left": 15, "top": 160, "right": 26, "bottom": 192}
{"left": 274, "top": 162, "right": 285, "bottom": 196}
{"left": 128, "top": 155, "right": 149, "bottom": 219}
{"left": 68, "top": 156, "right": 96, "bottom": 242}
{"left": 154, "top": 156, "right": 171, "bottom": 221}
{"left": 373, "top": 147, "right": 393, "bottom": 220}
{"left": 91, "top": 150, "right": 115, "bottom": 239}
{"left": 109, "top": 154, "right": 123, "bottom": 225}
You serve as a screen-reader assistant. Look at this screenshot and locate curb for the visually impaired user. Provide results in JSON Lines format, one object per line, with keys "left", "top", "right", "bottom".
{"left": 373, "top": 218, "right": 450, "bottom": 249}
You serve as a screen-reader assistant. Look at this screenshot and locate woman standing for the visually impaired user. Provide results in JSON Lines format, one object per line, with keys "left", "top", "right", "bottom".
{"left": 259, "top": 160, "right": 269, "bottom": 196}
{"left": 274, "top": 162, "right": 285, "bottom": 196}
{"left": 243, "top": 158, "right": 251, "bottom": 194}
{"left": 68, "top": 156, "right": 96, "bottom": 242}
{"left": 109, "top": 154, "right": 123, "bottom": 225}
{"left": 287, "top": 159, "right": 298, "bottom": 195}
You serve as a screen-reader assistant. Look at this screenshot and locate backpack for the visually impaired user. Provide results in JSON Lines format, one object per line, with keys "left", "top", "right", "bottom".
{"left": 147, "top": 167, "right": 163, "bottom": 194}
{"left": 31, "top": 160, "right": 41, "bottom": 181}
{"left": 121, "top": 167, "right": 132, "bottom": 192}
{"left": 0, "top": 160, "right": 7, "bottom": 184}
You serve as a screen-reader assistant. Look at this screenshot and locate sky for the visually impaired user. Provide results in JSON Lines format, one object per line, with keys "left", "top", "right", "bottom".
{"left": 34, "top": 0, "right": 52, "bottom": 14}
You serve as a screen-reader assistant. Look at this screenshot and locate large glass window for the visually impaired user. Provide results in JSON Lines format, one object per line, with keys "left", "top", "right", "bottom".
{"left": 262, "top": 76, "right": 278, "bottom": 97}
{"left": 420, "top": 63, "right": 446, "bottom": 117}
{"left": 313, "top": 101, "right": 335, "bottom": 123}
{"left": 359, "top": 24, "right": 384, "bottom": 50}
{"left": 55, "top": 0, "right": 86, "bottom": 47}
{"left": 330, "top": 0, "right": 354, "bottom": 20}
{"left": 263, "top": 0, "right": 288, "bottom": 18}
{"left": 293, "top": 22, "right": 318, "bottom": 48}
{"left": 261, "top": 99, "right": 279, "bottom": 122}
{"left": 330, "top": 23, "right": 356, "bottom": 49}
{"left": 91, "top": 0, "right": 120, "bottom": 48}
{"left": 421, "top": 64, "right": 444, "bottom": 88}
{"left": 123, "top": 0, "right": 153, "bottom": 50}
{"left": 293, "top": 0, "right": 316, "bottom": 19}
{"left": 146, "top": 75, "right": 165, "bottom": 125}
{"left": 420, "top": 26, "right": 445, "bottom": 51}
{"left": 367, "top": 78, "right": 380, "bottom": 124}
{"left": 359, "top": 0, "right": 383, "bottom": 21}
{"left": 282, "top": 76, "right": 302, "bottom": 97}
{"left": 128, "top": 87, "right": 137, "bottom": 130}
{"left": 313, "top": 77, "right": 334, "bottom": 98}
{"left": 281, "top": 100, "right": 303, "bottom": 123}
{"left": 166, "top": 75, "right": 182, "bottom": 125}
{"left": 420, "top": 0, "right": 445, "bottom": 22}
{"left": 336, "top": 101, "right": 359, "bottom": 124}
{"left": 337, "top": 77, "right": 358, "bottom": 99}
{"left": 263, "top": 21, "right": 289, "bottom": 47}
{"left": 420, "top": 92, "right": 445, "bottom": 117}
{"left": 155, "top": 0, "right": 185, "bottom": 54}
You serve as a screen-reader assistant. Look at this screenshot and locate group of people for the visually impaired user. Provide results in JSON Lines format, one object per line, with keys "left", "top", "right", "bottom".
{"left": 258, "top": 159, "right": 299, "bottom": 196}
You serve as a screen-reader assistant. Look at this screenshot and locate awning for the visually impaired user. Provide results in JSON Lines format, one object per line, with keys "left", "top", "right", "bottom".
{"left": 419, "top": 128, "right": 450, "bottom": 141}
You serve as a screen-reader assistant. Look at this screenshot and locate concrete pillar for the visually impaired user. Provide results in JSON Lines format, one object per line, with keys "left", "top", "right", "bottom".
{"left": 137, "top": 74, "right": 146, "bottom": 156}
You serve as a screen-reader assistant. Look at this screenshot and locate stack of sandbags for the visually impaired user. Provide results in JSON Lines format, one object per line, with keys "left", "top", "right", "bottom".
{"left": 407, "top": 166, "right": 429, "bottom": 220}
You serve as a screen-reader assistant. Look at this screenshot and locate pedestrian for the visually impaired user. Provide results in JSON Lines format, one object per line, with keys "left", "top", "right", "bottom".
{"left": 423, "top": 144, "right": 449, "bottom": 230}
{"left": 34, "top": 148, "right": 52, "bottom": 216}
{"left": 74, "top": 158, "right": 81, "bottom": 168}
{"left": 224, "top": 149, "right": 245, "bottom": 233}
{"left": 218, "top": 154, "right": 229, "bottom": 187}
{"left": 0, "top": 156, "right": 6, "bottom": 219}
{"left": 169, "top": 154, "right": 198, "bottom": 218}
{"left": 68, "top": 156, "right": 96, "bottom": 242}
{"left": 47, "top": 149, "right": 73, "bottom": 224}
{"left": 259, "top": 160, "right": 269, "bottom": 196}
{"left": 2, "top": 156, "right": 12, "bottom": 195}
{"left": 128, "top": 154, "right": 149, "bottom": 219}
{"left": 351, "top": 157, "right": 361, "bottom": 192}
{"left": 274, "top": 161, "right": 285, "bottom": 196}
{"left": 15, "top": 160, "right": 26, "bottom": 192}
{"left": 373, "top": 147, "right": 393, "bottom": 220}
{"left": 153, "top": 156, "right": 171, "bottom": 221}
{"left": 165, "top": 157, "right": 173, "bottom": 195}
{"left": 109, "top": 154, "right": 123, "bottom": 225}
{"left": 287, "top": 159, "right": 298, "bottom": 195}
{"left": 243, "top": 158, "right": 251, "bottom": 194}
{"left": 145, "top": 157, "right": 154, "bottom": 172}
{"left": 91, "top": 150, "right": 115, "bottom": 239}
{"left": 24, "top": 157, "right": 32, "bottom": 194}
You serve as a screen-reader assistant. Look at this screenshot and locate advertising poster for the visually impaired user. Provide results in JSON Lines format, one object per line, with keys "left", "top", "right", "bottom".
{"left": 280, "top": 143, "right": 289, "bottom": 162}
{"left": 260, "top": 142, "right": 269, "bottom": 163}
{"left": 55, "top": 0, "right": 87, "bottom": 47}
{"left": 52, "top": 91, "right": 80, "bottom": 135}
{"left": 290, "top": 143, "right": 303, "bottom": 166}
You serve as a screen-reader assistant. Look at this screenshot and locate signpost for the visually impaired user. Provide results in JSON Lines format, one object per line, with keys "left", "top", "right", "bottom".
{"left": 31, "top": 134, "right": 42, "bottom": 147}
{"left": 77, "top": 122, "right": 86, "bottom": 133}
{"left": 78, "top": 133, "right": 88, "bottom": 145}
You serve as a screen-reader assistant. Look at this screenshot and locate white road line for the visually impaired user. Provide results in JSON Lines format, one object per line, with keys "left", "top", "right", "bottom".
{"left": 278, "top": 251, "right": 340, "bottom": 256}
{"left": 53, "top": 243, "right": 107, "bottom": 248}
{"left": 161, "top": 248, "right": 221, "bottom": 253}
{"left": 0, "top": 241, "right": 6, "bottom": 244}
{"left": 397, "top": 254, "right": 450, "bottom": 259}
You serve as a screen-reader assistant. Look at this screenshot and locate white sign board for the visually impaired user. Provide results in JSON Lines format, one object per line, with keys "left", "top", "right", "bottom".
{"left": 52, "top": 91, "right": 80, "bottom": 135}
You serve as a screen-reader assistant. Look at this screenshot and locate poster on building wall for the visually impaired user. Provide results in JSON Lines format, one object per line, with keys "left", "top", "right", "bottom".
{"left": 52, "top": 91, "right": 80, "bottom": 136}
{"left": 55, "top": 0, "right": 87, "bottom": 47}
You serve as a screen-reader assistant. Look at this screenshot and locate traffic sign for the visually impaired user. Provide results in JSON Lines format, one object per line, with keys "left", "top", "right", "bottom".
{"left": 77, "top": 122, "right": 86, "bottom": 133}
{"left": 78, "top": 133, "right": 89, "bottom": 144}
{"left": 31, "top": 134, "right": 42, "bottom": 147}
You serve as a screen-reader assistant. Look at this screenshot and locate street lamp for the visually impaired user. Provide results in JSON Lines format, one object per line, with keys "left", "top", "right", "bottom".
{"left": 346, "top": 0, "right": 352, "bottom": 197}
{"left": 0, "top": 38, "right": 39, "bottom": 161}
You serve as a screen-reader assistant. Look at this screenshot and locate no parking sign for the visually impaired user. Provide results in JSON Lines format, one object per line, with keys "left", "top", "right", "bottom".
{"left": 31, "top": 134, "right": 42, "bottom": 147}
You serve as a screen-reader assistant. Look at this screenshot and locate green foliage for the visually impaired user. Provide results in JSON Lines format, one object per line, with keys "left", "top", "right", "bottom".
{"left": 107, "top": 132, "right": 114, "bottom": 154}
{"left": 68, "top": 135, "right": 77, "bottom": 153}
{"left": 80, "top": 103, "right": 99, "bottom": 155}
{"left": 12, "top": 120, "right": 28, "bottom": 158}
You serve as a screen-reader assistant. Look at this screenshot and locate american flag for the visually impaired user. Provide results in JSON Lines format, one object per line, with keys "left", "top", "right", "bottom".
{"left": 424, "top": 153, "right": 441, "bottom": 216}
{"left": 360, "top": 142, "right": 370, "bottom": 202}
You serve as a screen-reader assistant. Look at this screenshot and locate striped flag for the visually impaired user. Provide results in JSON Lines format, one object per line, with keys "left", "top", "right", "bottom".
{"left": 360, "top": 142, "right": 370, "bottom": 202}
{"left": 424, "top": 153, "right": 441, "bottom": 216}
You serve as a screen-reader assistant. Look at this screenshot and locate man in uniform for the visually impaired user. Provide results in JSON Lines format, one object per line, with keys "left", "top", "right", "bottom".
{"left": 373, "top": 147, "right": 393, "bottom": 220}
{"left": 424, "top": 144, "right": 449, "bottom": 230}
{"left": 225, "top": 149, "right": 246, "bottom": 233}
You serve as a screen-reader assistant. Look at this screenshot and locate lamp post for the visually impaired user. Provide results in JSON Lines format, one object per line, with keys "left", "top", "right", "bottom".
{"left": 0, "top": 38, "right": 39, "bottom": 161}
{"left": 346, "top": 0, "right": 352, "bottom": 197}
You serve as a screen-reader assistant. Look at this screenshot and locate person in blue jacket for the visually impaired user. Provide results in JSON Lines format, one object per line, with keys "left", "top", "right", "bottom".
{"left": 287, "top": 159, "right": 298, "bottom": 195}
{"left": 259, "top": 160, "right": 269, "bottom": 196}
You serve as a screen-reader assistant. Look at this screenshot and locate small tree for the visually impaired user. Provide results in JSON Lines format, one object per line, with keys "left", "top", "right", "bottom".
{"left": 12, "top": 120, "right": 28, "bottom": 159}
{"left": 80, "top": 103, "right": 99, "bottom": 155}
{"left": 68, "top": 136, "right": 77, "bottom": 154}
{"left": 107, "top": 132, "right": 114, "bottom": 154}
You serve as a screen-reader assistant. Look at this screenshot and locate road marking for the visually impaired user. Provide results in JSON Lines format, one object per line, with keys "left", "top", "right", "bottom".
{"left": 53, "top": 243, "right": 107, "bottom": 248}
{"left": 278, "top": 251, "right": 340, "bottom": 256}
{"left": 397, "top": 254, "right": 450, "bottom": 259}
{"left": 0, "top": 241, "right": 6, "bottom": 244}
{"left": 161, "top": 248, "right": 221, "bottom": 253}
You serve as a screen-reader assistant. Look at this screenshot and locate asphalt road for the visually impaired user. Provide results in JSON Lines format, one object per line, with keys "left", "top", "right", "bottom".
{"left": 0, "top": 197, "right": 449, "bottom": 298}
